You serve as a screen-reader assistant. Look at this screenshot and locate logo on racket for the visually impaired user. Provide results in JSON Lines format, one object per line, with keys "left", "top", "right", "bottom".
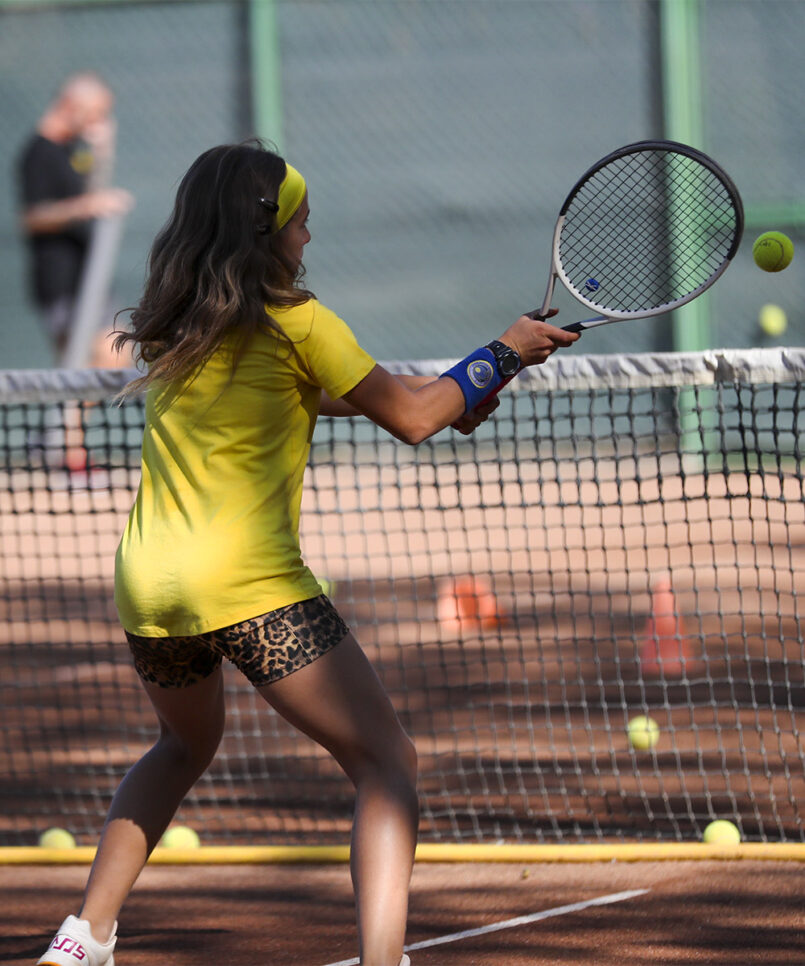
{"left": 467, "top": 360, "right": 494, "bottom": 389}
{"left": 584, "top": 277, "right": 601, "bottom": 294}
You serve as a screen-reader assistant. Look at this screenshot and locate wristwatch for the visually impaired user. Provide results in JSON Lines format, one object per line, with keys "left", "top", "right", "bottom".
{"left": 485, "top": 340, "right": 521, "bottom": 378}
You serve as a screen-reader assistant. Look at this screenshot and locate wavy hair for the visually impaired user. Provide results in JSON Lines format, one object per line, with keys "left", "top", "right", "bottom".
{"left": 114, "top": 142, "right": 312, "bottom": 396}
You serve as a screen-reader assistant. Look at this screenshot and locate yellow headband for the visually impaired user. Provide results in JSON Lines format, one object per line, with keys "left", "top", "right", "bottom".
{"left": 276, "top": 163, "right": 306, "bottom": 230}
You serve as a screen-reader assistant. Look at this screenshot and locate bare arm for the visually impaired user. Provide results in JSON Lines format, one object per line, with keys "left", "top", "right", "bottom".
{"left": 21, "top": 188, "right": 133, "bottom": 235}
{"left": 321, "top": 373, "right": 500, "bottom": 436}
{"left": 338, "top": 315, "right": 580, "bottom": 445}
{"left": 319, "top": 374, "right": 432, "bottom": 417}
{"left": 341, "top": 365, "right": 465, "bottom": 444}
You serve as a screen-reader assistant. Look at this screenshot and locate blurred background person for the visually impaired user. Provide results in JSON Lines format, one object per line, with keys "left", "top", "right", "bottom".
{"left": 17, "top": 71, "right": 134, "bottom": 369}
{"left": 17, "top": 72, "right": 134, "bottom": 473}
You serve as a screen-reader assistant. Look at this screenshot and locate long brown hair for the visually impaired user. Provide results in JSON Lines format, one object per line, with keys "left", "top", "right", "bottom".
{"left": 114, "top": 142, "right": 313, "bottom": 396}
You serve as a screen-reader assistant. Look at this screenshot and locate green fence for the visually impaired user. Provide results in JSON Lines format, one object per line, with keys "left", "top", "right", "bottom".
{"left": 1, "top": 0, "right": 803, "bottom": 368}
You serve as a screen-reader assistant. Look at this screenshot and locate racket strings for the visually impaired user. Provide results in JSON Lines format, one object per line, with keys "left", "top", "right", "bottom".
{"left": 558, "top": 150, "right": 740, "bottom": 314}
{"left": 569, "top": 163, "right": 731, "bottom": 304}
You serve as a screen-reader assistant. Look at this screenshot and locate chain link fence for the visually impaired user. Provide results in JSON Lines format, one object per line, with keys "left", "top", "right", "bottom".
{"left": 0, "top": 0, "right": 803, "bottom": 367}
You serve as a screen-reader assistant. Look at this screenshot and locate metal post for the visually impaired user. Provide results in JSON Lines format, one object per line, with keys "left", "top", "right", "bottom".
{"left": 660, "top": 0, "right": 709, "bottom": 354}
{"left": 249, "top": 0, "right": 285, "bottom": 151}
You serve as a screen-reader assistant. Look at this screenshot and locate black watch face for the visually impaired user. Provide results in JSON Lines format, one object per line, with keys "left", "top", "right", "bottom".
{"left": 499, "top": 352, "right": 520, "bottom": 377}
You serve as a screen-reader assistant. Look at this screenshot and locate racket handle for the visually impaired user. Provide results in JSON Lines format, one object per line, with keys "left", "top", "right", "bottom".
{"left": 561, "top": 315, "right": 611, "bottom": 332}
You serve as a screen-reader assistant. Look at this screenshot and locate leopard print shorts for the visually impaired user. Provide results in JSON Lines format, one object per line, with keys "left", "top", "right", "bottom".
{"left": 125, "top": 595, "right": 349, "bottom": 689}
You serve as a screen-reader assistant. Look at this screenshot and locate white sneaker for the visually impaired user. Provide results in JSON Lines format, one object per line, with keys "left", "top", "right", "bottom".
{"left": 37, "top": 915, "right": 117, "bottom": 966}
{"left": 399, "top": 956, "right": 411, "bottom": 966}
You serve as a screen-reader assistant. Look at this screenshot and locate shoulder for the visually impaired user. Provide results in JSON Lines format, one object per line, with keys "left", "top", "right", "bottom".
{"left": 262, "top": 298, "right": 373, "bottom": 391}
{"left": 266, "top": 297, "right": 316, "bottom": 335}
{"left": 266, "top": 298, "right": 348, "bottom": 342}
{"left": 18, "top": 135, "right": 69, "bottom": 197}
{"left": 20, "top": 134, "right": 63, "bottom": 167}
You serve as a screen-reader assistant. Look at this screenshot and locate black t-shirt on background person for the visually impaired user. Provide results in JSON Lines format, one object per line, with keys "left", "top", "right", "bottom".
{"left": 18, "top": 134, "right": 92, "bottom": 308}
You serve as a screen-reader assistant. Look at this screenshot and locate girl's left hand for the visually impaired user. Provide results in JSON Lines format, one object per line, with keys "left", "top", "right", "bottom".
{"left": 452, "top": 395, "right": 501, "bottom": 435}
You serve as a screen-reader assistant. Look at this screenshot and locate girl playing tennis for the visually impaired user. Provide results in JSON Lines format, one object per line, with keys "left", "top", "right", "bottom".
{"left": 38, "top": 142, "right": 578, "bottom": 966}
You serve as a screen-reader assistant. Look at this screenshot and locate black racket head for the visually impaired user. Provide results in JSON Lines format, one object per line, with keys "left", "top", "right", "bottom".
{"left": 553, "top": 140, "right": 744, "bottom": 319}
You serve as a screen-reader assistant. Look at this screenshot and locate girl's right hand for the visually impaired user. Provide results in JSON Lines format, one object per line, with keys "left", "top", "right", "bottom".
{"left": 499, "top": 310, "right": 580, "bottom": 367}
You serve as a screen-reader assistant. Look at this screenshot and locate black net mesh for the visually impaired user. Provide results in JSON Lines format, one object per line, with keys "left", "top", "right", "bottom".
{"left": 1, "top": 352, "right": 804, "bottom": 846}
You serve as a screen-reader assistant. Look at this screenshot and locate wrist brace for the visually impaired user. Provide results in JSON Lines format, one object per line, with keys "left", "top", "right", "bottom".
{"left": 440, "top": 347, "right": 503, "bottom": 413}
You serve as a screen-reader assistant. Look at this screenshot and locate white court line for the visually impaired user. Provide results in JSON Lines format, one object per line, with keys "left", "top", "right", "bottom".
{"left": 322, "top": 887, "right": 649, "bottom": 966}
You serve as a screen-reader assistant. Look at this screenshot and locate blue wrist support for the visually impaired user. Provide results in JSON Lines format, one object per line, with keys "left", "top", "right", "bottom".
{"left": 440, "top": 347, "right": 503, "bottom": 413}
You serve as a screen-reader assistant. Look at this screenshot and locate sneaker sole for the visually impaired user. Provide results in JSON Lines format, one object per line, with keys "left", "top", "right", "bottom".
{"left": 39, "top": 956, "right": 114, "bottom": 966}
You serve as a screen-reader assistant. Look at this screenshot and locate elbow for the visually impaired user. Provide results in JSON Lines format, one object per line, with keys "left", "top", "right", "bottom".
{"left": 394, "top": 397, "right": 461, "bottom": 444}
{"left": 21, "top": 210, "right": 52, "bottom": 236}
{"left": 397, "top": 428, "right": 426, "bottom": 446}
{"left": 395, "top": 416, "right": 440, "bottom": 446}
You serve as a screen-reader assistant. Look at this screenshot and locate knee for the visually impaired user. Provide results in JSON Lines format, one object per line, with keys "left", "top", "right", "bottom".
{"left": 397, "top": 732, "right": 418, "bottom": 790}
{"left": 387, "top": 734, "right": 419, "bottom": 824}
{"left": 365, "top": 729, "right": 418, "bottom": 801}
{"left": 157, "top": 720, "right": 223, "bottom": 776}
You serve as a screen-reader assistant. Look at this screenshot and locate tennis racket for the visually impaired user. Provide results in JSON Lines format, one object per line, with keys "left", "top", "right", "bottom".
{"left": 484, "top": 139, "right": 744, "bottom": 401}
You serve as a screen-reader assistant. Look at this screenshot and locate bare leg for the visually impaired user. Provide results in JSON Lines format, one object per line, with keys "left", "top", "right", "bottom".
{"left": 259, "top": 633, "right": 418, "bottom": 966}
{"left": 78, "top": 668, "right": 225, "bottom": 942}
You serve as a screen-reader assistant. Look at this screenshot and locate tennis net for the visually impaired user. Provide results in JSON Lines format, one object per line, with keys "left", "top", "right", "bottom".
{"left": 1, "top": 347, "right": 804, "bottom": 845}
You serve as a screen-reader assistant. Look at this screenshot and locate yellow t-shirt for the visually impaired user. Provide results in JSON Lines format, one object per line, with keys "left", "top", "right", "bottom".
{"left": 114, "top": 299, "right": 376, "bottom": 637}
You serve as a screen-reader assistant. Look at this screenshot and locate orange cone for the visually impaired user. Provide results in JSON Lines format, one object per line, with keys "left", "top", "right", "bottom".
{"left": 639, "top": 578, "right": 689, "bottom": 676}
{"left": 438, "top": 575, "right": 503, "bottom": 632}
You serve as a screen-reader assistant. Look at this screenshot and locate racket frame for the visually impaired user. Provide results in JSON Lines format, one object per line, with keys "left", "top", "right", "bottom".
{"left": 536, "top": 139, "right": 744, "bottom": 332}
{"left": 475, "top": 140, "right": 743, "bottom": 409}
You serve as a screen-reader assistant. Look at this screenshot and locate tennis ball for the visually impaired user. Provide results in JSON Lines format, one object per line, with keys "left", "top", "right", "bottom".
{"left": 702, "top": 819, "right": 741, "bottom": 845}
{"left": 758, "top": 303, "right": 788, "bottom": 337}
{"left": 160, "top": 825, "right": 201, "bottom": 849}
{"left": 627, "top": 715, "right": 660, "bottom": 751}
{"left": 318, "top": 577, "right": 336, "bottom": 598}
{"left": 38, "top": 827, "right": 76, "bottom": 849}
{"left": 752, "top": 231, "right": 794, "bottom": 272}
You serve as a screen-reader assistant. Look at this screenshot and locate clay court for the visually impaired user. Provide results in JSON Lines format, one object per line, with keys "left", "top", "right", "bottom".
{"left": 3, "top": 3, "right": 805, "bottom": 964}
{"left": 3, "top": 858, "right": 805, "bottom": 964}
{"left": 2, "top": 363, "right": 804, "bottom": 965}
{"left": 2, "top": 446, "right": 804, "bottom": 845}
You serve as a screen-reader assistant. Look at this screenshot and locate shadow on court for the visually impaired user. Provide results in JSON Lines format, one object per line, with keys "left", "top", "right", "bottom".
{"left": 3, "top": 860, "right": 804, "bottom": 965}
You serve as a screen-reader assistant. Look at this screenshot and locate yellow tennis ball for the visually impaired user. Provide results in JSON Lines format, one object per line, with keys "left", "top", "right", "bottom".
{"left": 703, "top": 819, "right": 741, "bottom": 845}
{"left": 753, "top": 231, "right": 794, "bottom": 272}
{"left": 627, "top": 715, "right": 660, "bottom": 750}
{"left": 758, "top": 303, "right": 788, "bottom": 337}
{"left": 38, "top": 827, "right": 76, "bottom": 849}
{"left": 160, "top": 825, "right": 201, "bottom": 849}
{"left": 318, "top": 577, "right": 336, "bottom": 598}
